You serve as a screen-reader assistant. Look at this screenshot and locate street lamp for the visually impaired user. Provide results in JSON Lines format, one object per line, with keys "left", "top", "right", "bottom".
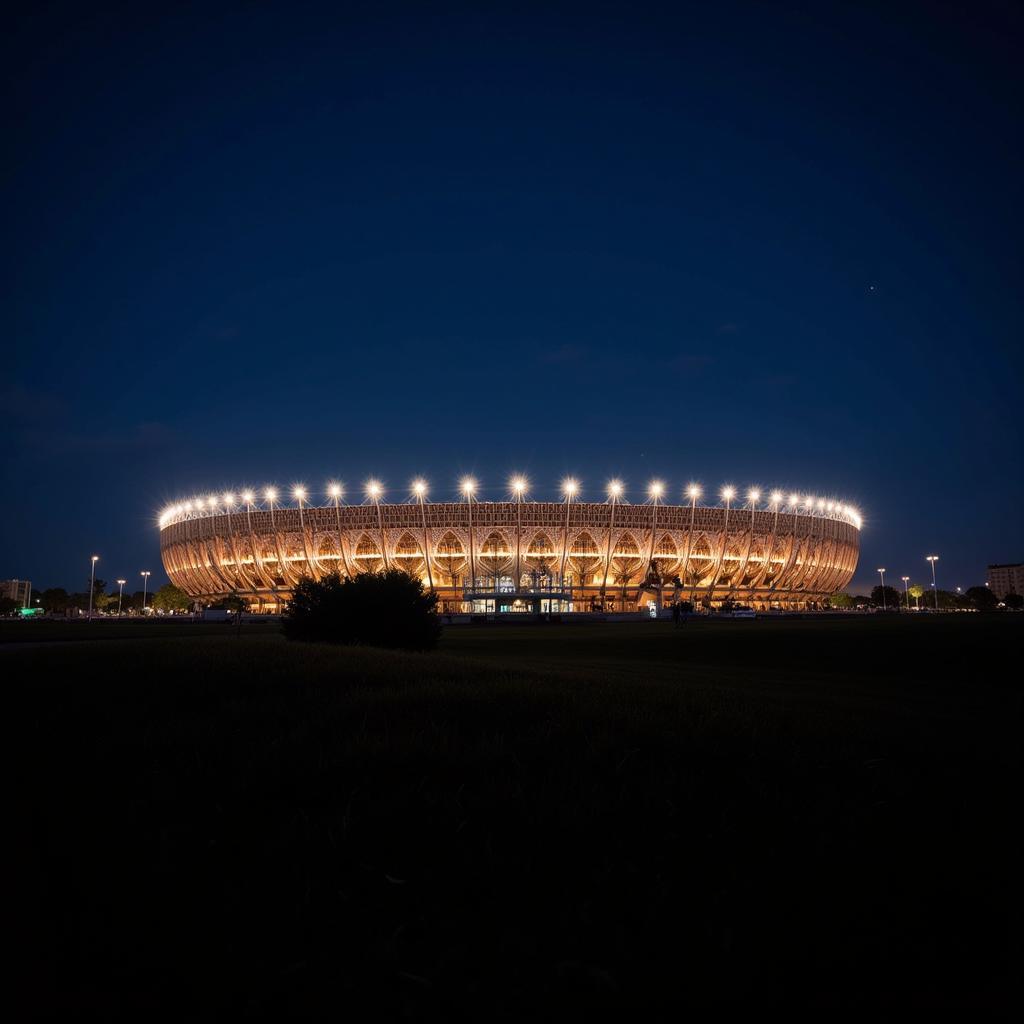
{"left": 926, "top": 555, "right": 939, "bottom": 611}
{"left": 877, "top": 568, "right": 887, "bottom": 610}
{"left": 116, "top": 579, "right": 126, "bottom": 616}
{"left": 901, "top": 576, "right": 910, "bottom": 613}
{"left": 88, "top": 555, "right": 99, "bottom": 620}
{"left": 140, "top": 571, "right": 151, "bottom": 612}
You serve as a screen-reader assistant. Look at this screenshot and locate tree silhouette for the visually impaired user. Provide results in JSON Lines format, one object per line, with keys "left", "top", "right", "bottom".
{"left": 283, "top": 570, "right": 441, "bottom": 650}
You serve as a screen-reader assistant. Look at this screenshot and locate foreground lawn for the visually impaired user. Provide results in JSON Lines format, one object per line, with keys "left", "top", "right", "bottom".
{"left": 15, "top": 616, "right": 1019, "bottom": 1013}
{"left": 0, "top": 618, "right": 280, "bottom": 644}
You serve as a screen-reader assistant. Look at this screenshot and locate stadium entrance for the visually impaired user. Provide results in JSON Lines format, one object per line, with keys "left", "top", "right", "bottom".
{"left": 464, "top": 576, "right": 573, "bottom": 614}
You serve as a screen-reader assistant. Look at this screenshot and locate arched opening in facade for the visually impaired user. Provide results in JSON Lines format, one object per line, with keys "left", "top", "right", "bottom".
{"left": 353, "top": 533, "right": 384, "bottom": 574}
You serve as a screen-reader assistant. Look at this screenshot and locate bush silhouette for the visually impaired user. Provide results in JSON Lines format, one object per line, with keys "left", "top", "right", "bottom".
{"left": 282, "top": 571, "right": 442, "bottom": 650}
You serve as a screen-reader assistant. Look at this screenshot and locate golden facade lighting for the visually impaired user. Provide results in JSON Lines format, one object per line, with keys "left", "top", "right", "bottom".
{"left": 158, "top": 477, "right": 862, "bottom": 611}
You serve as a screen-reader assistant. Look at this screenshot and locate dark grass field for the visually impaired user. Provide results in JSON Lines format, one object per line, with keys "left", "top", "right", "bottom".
{"left": 12, "top": 616, "right": 1020, "bottom": 1015}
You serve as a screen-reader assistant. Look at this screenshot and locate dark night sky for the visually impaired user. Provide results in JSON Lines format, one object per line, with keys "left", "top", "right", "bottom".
{"left": 3, "top": 1, "right": 1021, "bottom": 596}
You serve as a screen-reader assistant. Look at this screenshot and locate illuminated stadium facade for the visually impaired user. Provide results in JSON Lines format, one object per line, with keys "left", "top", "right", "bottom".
{"left": 158, "top": 478, "right": 861, "bottom": 613}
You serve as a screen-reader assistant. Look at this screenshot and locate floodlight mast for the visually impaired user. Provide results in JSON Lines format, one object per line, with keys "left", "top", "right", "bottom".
{"left": 602, "top": 480, "right": 623, "bottom": 606}
{"left": 559, "top": 478, "right": 578, "bottom": 588}
{"left": 724, "top": 488, "right": 761, "bottom": 605}
{"left": 704, "top": 487, "right": 735, "bottom": 604}
{"left": 413, "top": 480, "right": 433, "bottom": 592}
{"left": 511, "top": 476, "right": 527, "bottom": 588}
{"left": 755, "top": 490, "right": 785, "bottom": 601}
{"left": 366, "top": 481, "right": 389, "bottom": 570}
{"left": 462, "top": 478, "right": 477, "bottom": 592}
{"left": 329, "top": 483, "right": 353, "bottom": 578}
{"left": 926, "top": 555, "right": 939, "bottom": 611}
{"left": 679, "top": 485, "right": 701, "bottom": 604}
{"left": 222, "top": 495, "right": 250, "bottom": 594}
{"left": 646, "top": 480, "right": 665, "bottom": 573}
{"left": 294, "top": 487, "right": 313, "bottom": 572}
{"left": 263, "top": 488, "right": 290, "bottom": 590}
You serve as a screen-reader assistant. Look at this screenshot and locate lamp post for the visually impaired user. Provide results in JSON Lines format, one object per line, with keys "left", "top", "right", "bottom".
{"left": 116, "top": 579, "right": 126, "bottom": 616}
{"left": 88, "top": 555, "right": 99, "bottom": 620}
{"left": 140, "top": 571, "right": 151, "bottom": 612}
{"left": 877, "top": 568, "right": 887, "bottom": 611}
{"left": 926, "top": 555, "right": 939, "bottom": 611}
{"left": 901, "top": 576, "right": 910, "bottom": 613}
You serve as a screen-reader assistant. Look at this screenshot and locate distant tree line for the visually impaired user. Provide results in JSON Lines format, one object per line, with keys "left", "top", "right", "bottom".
{"left": 23, "top": 581, "right": 193, "bottom": 615}
{"left": 828, "top": 585, "right": 1020, "bottom": 612}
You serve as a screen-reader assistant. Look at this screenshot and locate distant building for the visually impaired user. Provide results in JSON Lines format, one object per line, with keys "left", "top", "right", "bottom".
{"left": 986, "top": 563, "right": 1024, "bottom": 597}
{"left": 1, "top": 579, "right": 31, "bottom": 608}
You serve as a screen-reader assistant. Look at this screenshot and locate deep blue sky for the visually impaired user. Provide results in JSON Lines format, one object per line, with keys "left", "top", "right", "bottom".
{"left": 3, "top": 1, "right": 1020, "bottom": 595}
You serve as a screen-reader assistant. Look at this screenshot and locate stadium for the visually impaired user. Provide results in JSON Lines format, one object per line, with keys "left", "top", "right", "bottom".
{"left": 157, "top": 477, "right": 861, "bottom": 614}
